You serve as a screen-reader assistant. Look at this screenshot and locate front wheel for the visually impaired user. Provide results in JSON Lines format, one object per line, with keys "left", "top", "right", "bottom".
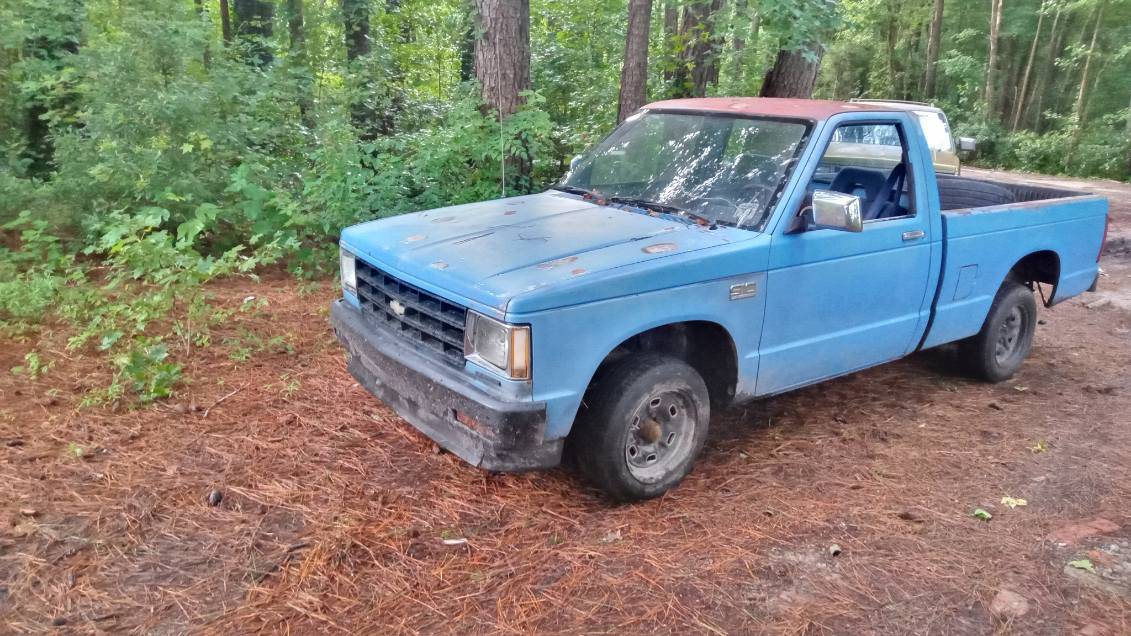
{"left": 960, "top": 279, "right": 1038, "bottom": 382}
{"left": 571, "top": 353, "right": 710, "bottom": 501}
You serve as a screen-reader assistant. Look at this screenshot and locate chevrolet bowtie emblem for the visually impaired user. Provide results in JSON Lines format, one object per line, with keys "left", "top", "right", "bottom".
{"left": 389, "top": 299, "right": 407, "bottom": 316}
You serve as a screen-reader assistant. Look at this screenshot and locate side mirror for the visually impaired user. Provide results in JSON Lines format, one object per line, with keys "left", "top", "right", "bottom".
{"left": 569, "top": 155, "right": 583, "bottom": 172}
{"left": 957, "top": 137, "right": 977, "bottom": 153}
{"left": 805, "top": 190, "right": 863, "bottom": 233}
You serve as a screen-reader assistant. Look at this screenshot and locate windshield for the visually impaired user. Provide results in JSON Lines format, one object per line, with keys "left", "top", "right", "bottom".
{"left": 559, "top": 111, "right": 810, "bottom": 228}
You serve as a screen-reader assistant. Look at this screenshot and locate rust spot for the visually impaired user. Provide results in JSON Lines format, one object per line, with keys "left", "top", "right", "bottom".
{"left": 537, "top": 255, "right": 578, "bottom": 269}
{"left": 570, "top": 268, "right": 587, "bottom": 276}
{"left": 503, "top": 210, "right": 517, "bottom": 216}
{"left": 404, "top": 234, "right": 426, "bottom": 243}
{"left": 430, "top": 261, "right": 449, "bottom": 270}
{"left": 643, "top": 242, "right": 677, "bottom": 254}
{"left": 432, "top": 216, "right": 455, "bottom": 223}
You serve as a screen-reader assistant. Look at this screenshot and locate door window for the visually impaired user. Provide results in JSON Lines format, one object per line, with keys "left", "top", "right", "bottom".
{"left": 810, "top": 122, "right": 914, "bottom": 222}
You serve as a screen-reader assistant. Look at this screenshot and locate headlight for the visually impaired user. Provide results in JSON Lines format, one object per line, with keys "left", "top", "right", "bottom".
{"left": 465, "top": 311, "right": 531, "bottom": 380}
{"left": 340, "top": 248, "right": 357, "bottom": 296}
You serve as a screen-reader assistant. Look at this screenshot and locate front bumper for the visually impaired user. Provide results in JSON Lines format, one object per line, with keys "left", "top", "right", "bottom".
{"left": 330, "top": 299, "right": 561, "bottom": 472}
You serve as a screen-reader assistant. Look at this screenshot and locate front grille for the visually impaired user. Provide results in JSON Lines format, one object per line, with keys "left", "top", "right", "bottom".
{"left": 355, "top": 259, "right": 468, "bottom": 366}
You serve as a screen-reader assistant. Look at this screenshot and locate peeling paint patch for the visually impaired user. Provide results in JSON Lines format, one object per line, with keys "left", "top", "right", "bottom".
{"left": 503, "top": 210, "right": 517, "bottom": 216}
{"left": 432, "top": 216, "right": 456, "bottom": 223}
{"left": 430, "top": 261, "right": 449, "bottom": 270}
{"left": 570, "top": 268, "right": 587, "bottom": 276}
{"left": 403, "top": 234, "right": 427, "bottom": 243}
{"left": 643, "top": 242, "right": 677, "bottom": 254}
{"left": 537, "top": 255, "right": 579, "bottom": 269}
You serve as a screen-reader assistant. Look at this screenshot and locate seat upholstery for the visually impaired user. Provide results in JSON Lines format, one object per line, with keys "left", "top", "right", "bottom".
{"left": 828, "top": 167, "right": 887, "bottom": 208}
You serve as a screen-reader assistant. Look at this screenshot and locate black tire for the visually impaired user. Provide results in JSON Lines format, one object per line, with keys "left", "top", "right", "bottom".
{"left": 570, "top": 353, "right": 710, "bottom": 501}
{"left": 960, "top": 279, "right": 1038, "bottom": 382}
{"left": 936, "top": 176, "right": 1016, "bottom": 210}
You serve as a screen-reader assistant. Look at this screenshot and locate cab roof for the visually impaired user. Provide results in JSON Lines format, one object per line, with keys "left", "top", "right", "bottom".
{"left": 641, "top": 97, "right": 903, "bottom": 121}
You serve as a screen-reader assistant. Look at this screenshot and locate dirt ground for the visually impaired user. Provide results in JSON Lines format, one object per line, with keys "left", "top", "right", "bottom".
{"left": 2, "top": 170, "right": 1130, "bottom": 635}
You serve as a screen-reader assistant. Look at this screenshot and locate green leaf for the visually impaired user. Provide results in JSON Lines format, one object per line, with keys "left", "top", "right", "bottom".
{"left": 1068, "top": 559, "right": 1096, "bottom": 573}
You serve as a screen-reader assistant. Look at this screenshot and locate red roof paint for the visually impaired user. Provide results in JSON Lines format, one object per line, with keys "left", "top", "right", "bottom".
{"left": 641, "top": 97, "right": 894, "bottom": 121}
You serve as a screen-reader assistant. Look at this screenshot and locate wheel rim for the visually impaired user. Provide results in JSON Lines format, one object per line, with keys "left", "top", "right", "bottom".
{"left": 624, "top": 389, "right": 697, "bottom": 484}
{"left": 994, "top": 305, "right": 1027, "bottom": 366}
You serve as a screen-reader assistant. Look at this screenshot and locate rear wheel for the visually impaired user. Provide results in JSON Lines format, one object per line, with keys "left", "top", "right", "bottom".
{"left": 571, "top": 354, "right": 710, "bottom": 501}
{"left": 960, "top": 279, "right": 1037, "bottom": 382}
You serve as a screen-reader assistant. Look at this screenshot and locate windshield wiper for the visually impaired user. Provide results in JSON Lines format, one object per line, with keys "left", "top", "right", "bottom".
{"left": 606, "top": 196, "right": 716, "bottom": 228}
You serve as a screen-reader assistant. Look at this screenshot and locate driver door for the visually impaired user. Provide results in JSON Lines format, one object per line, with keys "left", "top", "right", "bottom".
{"left": 756, "top": 120, "right": 934, "bottom": 395}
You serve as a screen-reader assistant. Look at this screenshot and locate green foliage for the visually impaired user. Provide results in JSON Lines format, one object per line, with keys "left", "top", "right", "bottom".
{"left": 1, "top": 0, "right": 1127, "bottom": 408}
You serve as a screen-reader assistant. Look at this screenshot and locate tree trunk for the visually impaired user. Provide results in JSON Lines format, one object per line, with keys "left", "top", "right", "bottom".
{"left": 617, "top": 0, "right": 653, "bottom": 123}
{"left": 459, "top": 0, "right": 476, "bottom": 82}
{"left": 886, "top": 0, "right": 898, "bottom": 93}
{"left": 219, "top": 0, "right": 233, "bottom": 43}
{"left": 1073, "top": 1, "right": 1104, "bottom": 127}
{"left": 672, "top": 0, "right": 723, "bottom": 97}
{"left": 233, "top": 0, "right": 274, "bottom": 67}
{"left": 984, "top": 0, "right": 1003, "bottom": 120}
{"left": 342, "top": 0, "right": 371, "bottom": 61}
{"left": 473, "top": 0, "right": 531, "bottom": 119}
{"left": 662, "top": 1, "right": 678, "bottom": 82}
{"left": 287, "top": 0, "right": 303, "bottom": 51}
{"left": 474, "top": 0, "right": 532, "bottom": 191}
{"left": 195, "top": 0, "right": 212, "bottom": 67}
{"left": 1010, "top": 2, "right": 1044, "bottom": 131}
{"left": 1028, "top": 6, "right": 1062, "bottom": 131}
{"left": 342, "top": 0, "right": 383, "bottom": 137}
{"left": 702, "top": 0, "right": 725, "bottom": 89}
{"left": 923, "top": 0, "right": 943, "bottom": 98}
{"left": 286, "top": 0, "right": 313, "bottom": 128}
{"left": 759, "top": 47, "right": 824, "bottom": 98}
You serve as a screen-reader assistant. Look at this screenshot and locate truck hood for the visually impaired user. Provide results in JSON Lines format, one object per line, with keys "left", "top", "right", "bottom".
{"left": 340, "top": 191, "right": 752, "bottom": 315}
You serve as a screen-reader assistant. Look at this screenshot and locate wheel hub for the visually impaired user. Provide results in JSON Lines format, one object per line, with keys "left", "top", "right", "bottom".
{"left": 994, "top": 306, "right": 1025, "bottom": 364}
{"left": 625, "top": 390, "right": 696, "bottom": 483}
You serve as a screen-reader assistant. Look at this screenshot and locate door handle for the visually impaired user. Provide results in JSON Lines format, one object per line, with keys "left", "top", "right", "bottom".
{"left": 902, "top": 230, "right": 926, "bottom": 241}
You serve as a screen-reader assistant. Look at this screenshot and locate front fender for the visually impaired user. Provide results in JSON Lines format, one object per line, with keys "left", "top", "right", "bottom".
{"left": 510, "top": 267, "right": 768, "bottom": 440}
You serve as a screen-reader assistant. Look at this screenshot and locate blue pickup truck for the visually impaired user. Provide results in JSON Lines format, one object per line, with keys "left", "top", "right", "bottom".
{"left": 331, "top": 98, "right": 1108, "bottom": 500}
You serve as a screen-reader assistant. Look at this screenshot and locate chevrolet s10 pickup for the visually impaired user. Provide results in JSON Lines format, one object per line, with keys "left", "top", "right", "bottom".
{"left": 331, "top": 98, "right": 1109, "bottom": 500}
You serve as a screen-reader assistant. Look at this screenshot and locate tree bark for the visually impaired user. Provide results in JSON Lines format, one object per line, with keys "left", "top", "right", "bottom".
{"left": 1010, "top": 1, "right": 1044, "bottom": 131}
{"left": 474, "top": 0, "right": 532, "bottom": 191}
{"left": 233, "top": 0, "right": 274, "bottom": 67}
{"left": 342, "top": 0, "right": 371, "bottom": 61}
{"left": 219, "top": 0, "right": 233, "bottom": 44}
{"left": 195, "top": 0, "right": 212, "bottom": 67}
{"left": 672, "top": 0, "right": 724, "bottom": 97}
{"left": 1028, "top": 6, "right": 1062, "bottom": 131}
{"left": 702, "top": 0, "right": 725, "bottom": 89}
{"left": 287, "top": 0, "right": 304, "bottom": 52}
{"left": 473, "top": 0, "right": 531, "bottom": 119}
{"left": 984, "top": 0, "right": 1003, "bottom": 120}
{"left": 617, "top": 0, "right": 653, "bottom": 123}
{"left": 459, "top": 0, "right": 476, "bottom": 82}
{"left": 923, "top": 0, "right": 944, "bottom": 99}
{"left": 286, "top": 0, "right": 313, "bottom": 128}
{"left": 759, "top": 47, "right": 823, "bottom": 98}
{"left": 662, "top": 1, "right": 678, "bottom": 82}
{"left": 1073, "top": 1, "right": 1104, "bottom": 127}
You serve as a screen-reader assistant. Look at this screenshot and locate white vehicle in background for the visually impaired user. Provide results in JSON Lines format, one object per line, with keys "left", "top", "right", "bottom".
{"left": 839, "top": 99, "right": 976, "bottom": 176}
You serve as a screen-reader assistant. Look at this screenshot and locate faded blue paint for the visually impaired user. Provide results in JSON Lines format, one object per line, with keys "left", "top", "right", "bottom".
{"left": 338, "top": 108, "right": 1107, "bottom": 445}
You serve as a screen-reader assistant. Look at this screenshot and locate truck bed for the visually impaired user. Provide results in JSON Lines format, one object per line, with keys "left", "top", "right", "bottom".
{"left": 922, "top": 176, "right": 1108, "bottom": 349}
